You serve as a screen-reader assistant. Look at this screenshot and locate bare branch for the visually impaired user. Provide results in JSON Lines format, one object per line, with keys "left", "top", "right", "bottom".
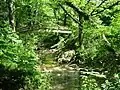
{"left": 65, "top": 1, "right": 89, "bottom": 20}
{"left": 103, "top": 34, "right": 111, "bottom": 46}
{"left": 59, "top": 4, "right": 80, "bottom": 24}
{"left": 92, "top": 1, "right": 120, "bottom": 15}
{"left": 91, "top": 0, "right": 107, "bottom": 15}
{"left": 7, "top": 0, "right": 15, "bottom": 32}
{"left": 65, "top": 1, "right": 84, "bottom": 14}
{"left": 97, "top": 0, "right": 107, "bottom": 8}
{"left": 85, "top": 0, "right": 91, "bottom": 5}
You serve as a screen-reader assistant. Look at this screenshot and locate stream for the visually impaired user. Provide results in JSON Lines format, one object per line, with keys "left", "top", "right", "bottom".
{"left": 38, "top": 49, "right": 105, "bottom": 90}
{"left": 50, "top": 69, "right": 80, "bottom": 90}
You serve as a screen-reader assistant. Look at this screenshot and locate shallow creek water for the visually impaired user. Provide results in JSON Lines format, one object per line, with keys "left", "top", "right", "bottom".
{"left": 50, "top": 69, "right": 80, "bottom": 90}
{"left": 39, "top": 65, "right": 81, "bottom": 90}
{"left": 38, "top": 50, "right": 104, "bottom": 90}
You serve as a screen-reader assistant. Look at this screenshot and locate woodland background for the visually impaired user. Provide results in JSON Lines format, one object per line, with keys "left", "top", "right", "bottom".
{"left": 0, "top": 0, "right": 120, "bottom": 90}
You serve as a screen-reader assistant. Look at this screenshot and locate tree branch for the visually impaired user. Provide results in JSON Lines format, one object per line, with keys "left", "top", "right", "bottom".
{"left": 65, "top": 1, "right": 84, "bottom": 15}
{"left": 97, "top": 0, "right": 107, "bottom": 8}
{"left": 65, "top": 1, "right": 89, "bottom": 20}
{"left": 59, "top": 4, "right": 80, "bottom": 24}
{"left": 92, "top": 1, "right": 120, "bottom": 15}
{"left": 85, "top": 0, "right": 91, "bottom": 6}
{"left": 63, "top": 13, "right": 67, "bottom": 26}
{"left": 91, "top": 0, "right": 107, "bottom": 15}
{"left": 7, "top": 0, "right": 15, "bottom": 32}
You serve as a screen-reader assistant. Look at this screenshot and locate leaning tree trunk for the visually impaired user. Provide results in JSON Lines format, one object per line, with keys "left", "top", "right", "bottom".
{"left": 61, "top": 1, "right": 87, "bottom": 48}
{"left": 7, "top": 0, "right": 15, "bottom": 32}
{"left": 78, "top": 14, "right": 84, "bottom": 48}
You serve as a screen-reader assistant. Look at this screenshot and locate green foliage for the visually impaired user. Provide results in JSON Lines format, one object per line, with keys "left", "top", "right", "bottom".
{"left": 101, "top": 74, "right": 120, "bottom": 90}
{"left": 1, "top": 0, "right": 120, "bottom": 89}
{"left": 0, "top": 0, "right": 8, "bottom": 21}
{"left": 47, "top": 0, "right": 120, "bottom": 89}
{"left": 0, "top": 22, "right": 51, "bottom": 90}
{"left": 81, "top": 77, "right": 101, "bottom": 90}
{"left": 0, "top": 22, "right": 36, "bottom": 69}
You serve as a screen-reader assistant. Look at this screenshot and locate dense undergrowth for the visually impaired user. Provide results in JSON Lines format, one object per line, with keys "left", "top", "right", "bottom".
{"left": 0, "top": 22, "right": 51, "bottom": 90}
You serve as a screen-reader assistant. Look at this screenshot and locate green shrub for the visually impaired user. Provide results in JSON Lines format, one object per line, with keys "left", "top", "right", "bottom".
{"left": 101, "top": 73, "right": 120, "bottom": 90}
{"left": 81, "top": 76, "right": 101, "bottom": 90}
{"left": 0, "top": 22, "right": 51, "bottom": 90}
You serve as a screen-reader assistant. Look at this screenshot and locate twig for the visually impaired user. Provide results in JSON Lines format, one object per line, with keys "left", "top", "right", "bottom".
{"left": 91, "top": 0, "right": 107, "bottom": 15}
{"left": 59, "top": 4, "right": 80, "bottom": 24}
{"left": 85, "top": 0, "right": 91, "bottom": 6}
{"left": 92, "top": 1, "right": 120, "bottom": 15}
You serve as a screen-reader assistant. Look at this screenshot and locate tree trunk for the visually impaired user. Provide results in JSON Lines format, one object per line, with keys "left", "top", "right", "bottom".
{"left": 7, "top": 0, "right": 15, "bottom": 32}
{"left": 78, "top": 14, "right": 84, "bottom": 47}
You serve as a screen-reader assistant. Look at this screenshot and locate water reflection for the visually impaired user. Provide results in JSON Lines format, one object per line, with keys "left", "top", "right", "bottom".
{"left": 50, "top": 70, "right": 80, "bottom": 90}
